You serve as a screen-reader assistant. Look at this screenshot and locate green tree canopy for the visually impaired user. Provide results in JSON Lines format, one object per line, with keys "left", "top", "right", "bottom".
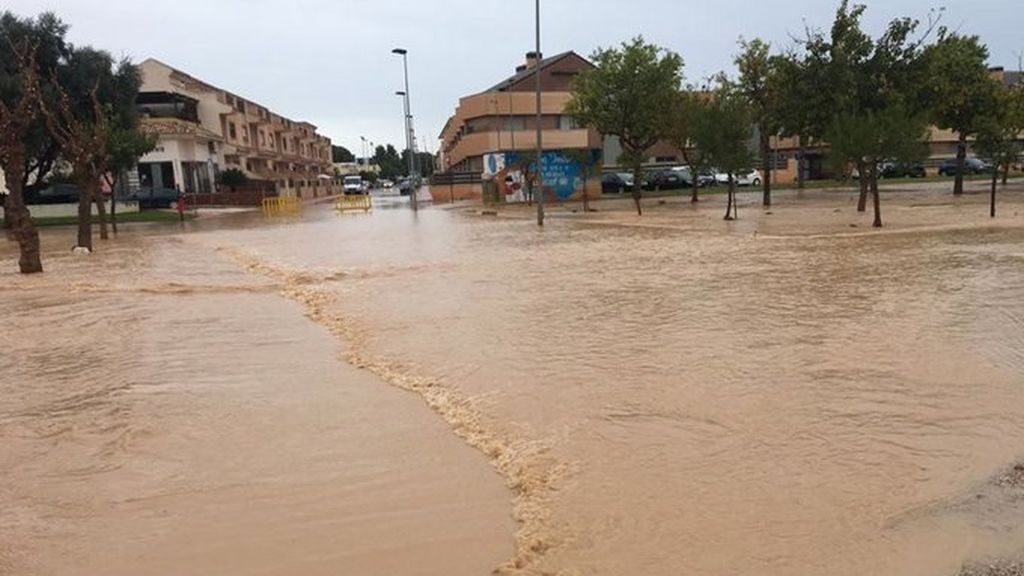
{"left": 692, "top": 83, "right": 755, "bottom": 221}
{"left": 922, "top": 32, "right": 998, "bottom": 194}
{"left": 0, "top": 11, "right": 70, "bottom": 196}
{"left": 735, "top": 37, "right": 783, "bottom": 206}
{"left": 974, "top": 85, "right": 1024, "bottom": 217}
{"left": 332, "top": 145, "right": 354, "bottom": 163}
{"left": 373, "top": 144, "right": 404, "bottom": 180}
{"left": 567, "top": 36, "right": 683, "bottom": 215}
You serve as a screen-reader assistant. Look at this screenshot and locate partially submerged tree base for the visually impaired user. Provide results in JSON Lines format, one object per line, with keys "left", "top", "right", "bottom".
{"left": 6, "top": 203, "right": 43, "bottom": 273}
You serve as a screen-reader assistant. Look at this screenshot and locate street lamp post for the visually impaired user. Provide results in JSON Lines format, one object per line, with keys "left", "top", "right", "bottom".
{"left": 534, "top": 0, "right": 544, "bottom": 227}
{"left": 393, "top": 48, "right": 418, "bottom": 211}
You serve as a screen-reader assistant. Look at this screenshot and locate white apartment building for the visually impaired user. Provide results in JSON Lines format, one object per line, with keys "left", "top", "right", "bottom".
{"left": 136, "top": 59, "right": 336, "bottom": 198}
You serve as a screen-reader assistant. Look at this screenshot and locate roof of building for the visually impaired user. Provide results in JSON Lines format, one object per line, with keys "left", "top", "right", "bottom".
{"left": 140, "top": 57, "right": 325, "bottom": 136}
{"left": 483, "top": 51, "right": 579, "bottom": 93}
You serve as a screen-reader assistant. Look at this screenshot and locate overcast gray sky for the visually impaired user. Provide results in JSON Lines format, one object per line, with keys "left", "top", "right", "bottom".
{"left": 6, "top": 1, "right": 1022, "bottom": 156}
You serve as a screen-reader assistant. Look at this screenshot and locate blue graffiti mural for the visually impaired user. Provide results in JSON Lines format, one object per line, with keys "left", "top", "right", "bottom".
{"left": 505, "top": 150, "right": 601, "bottom": 201}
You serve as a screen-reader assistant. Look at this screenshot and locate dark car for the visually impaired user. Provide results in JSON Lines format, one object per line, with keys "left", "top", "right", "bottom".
{"left": 28, "top": 183, "right": 80, "bottom": 205}
{"left": 131, "top": 187, "right": 180, "bottom": 210}
{"left": 397, "top": 178, "right": 415, "bottom": 196}
{"left": 643, "top": 170, "right": 691, "bottom": 191}
{"left": 938, "top": 158, "right": 992, "bottom": 176}
{"left": 601, "top": 172, "right": 634, "bottom": 194}
{"left": 695, "top": 168, "right": 717, "bottom": 187}
{"left": 880, "top": 162, "right": 926, "bottom": 179}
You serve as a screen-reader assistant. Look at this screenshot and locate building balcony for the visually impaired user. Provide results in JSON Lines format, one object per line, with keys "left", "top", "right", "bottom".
{"left": 139, "top": 117, "right": 223, "bottom": 142}
{"left": 446, "top": 128, "right": 599, "bottom": 167}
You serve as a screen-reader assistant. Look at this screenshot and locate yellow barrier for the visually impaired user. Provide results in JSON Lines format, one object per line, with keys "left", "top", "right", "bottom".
{"left": 336, "top": 194, "right": 373, "bottom": 213}
{"left": 262, "top": 196, "right": 302, "bottom": 215}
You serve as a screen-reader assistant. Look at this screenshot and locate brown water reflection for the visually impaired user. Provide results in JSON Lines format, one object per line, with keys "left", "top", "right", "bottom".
{"left": 3, "top": 191, "right": 1024, "bottom": 575}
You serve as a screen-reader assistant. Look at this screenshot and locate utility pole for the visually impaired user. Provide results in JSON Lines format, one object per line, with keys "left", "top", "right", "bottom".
{"left": 534, "top": 0, "right": 545, "bottom": 227}
{"left": 393, "top": 48, "right": 418, "bottom": 211}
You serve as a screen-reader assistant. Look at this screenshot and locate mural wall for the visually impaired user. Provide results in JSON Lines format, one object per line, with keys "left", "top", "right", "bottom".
{"left": 483, "top": 149, "right": 601, "bottom": 203}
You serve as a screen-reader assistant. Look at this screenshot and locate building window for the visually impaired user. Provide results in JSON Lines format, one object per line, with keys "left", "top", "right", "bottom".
{"left": 229, "top": 123, "right": 237, "bottom": 140}
{"left": 559, "top": 116, "right": 578, "bottom": 131}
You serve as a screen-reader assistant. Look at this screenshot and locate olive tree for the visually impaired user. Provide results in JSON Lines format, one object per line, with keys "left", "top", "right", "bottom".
{"left": 828, "top": 103, "right": 929, "bottom": 228}
{"left": 665, "top": 90, "right": 711, "bottom": 204}
{"left": 40, "top": 48, "right": 145, "bottom": 250}
{"left": 0, "top": 41, "right": 43, "bottom": 273}
{"left": 567, "top": 37, "right": 682, "bottom": 216}
{"left": 735, "top": 38, "right": 782, "bottom": 207}
{"left": 923, "top": 33, "right": 998, "bottom": 196}
{"left": 692, "top": 83, "right": 755, "bottom": 221}
{"left": 974, "top": 86, "right": 1024, "bottom": 218}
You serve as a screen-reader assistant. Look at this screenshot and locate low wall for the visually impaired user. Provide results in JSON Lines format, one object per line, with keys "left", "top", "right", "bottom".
{"left": 191, "top": 191, "right": 272, "bottom": 207}
{"left": 426, "top": 181, "right": 603, "bottom": 204}
{"left": 0, "top": 202, "right": 140, "bottom": 219}
{"left": 429, "top": 182, "right": 482, "bottom": 202}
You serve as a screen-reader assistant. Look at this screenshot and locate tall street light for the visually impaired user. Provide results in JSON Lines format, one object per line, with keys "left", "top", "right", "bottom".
{"left": 534, "top": 0, "right": 544, "bottom": 226}
{"left": 393, "top": 48, "right": 418, "bottom": 212}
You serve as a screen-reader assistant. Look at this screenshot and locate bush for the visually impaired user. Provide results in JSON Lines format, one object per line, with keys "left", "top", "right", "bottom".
{"left": 217, "top": 168, "right": 248, "bottom": 191}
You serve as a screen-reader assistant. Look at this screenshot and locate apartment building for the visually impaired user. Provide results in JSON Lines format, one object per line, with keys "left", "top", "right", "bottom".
{"left": 136, "top": 59, "right": 336, "bottom": 199}
{"left": 438, "top": 52, "right": 602, "bottom": 201}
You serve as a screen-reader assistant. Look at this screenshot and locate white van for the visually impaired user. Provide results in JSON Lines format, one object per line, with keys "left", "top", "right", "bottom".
{"left": 343, "top": 175, "right": 364, "bottom": 194}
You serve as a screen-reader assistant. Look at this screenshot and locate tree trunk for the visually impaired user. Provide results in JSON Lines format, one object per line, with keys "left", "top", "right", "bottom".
{"left": 632, "top": 165, "right": 643, "bottom": 216}
{"left": 871, "top": 163, "right": 882, "bottom": 228}
{"left": 797, "top": 137, "right": 807, "bottom": 191}
{"left": 75, "top": 176, "right": 95, "bottom": 251}
{"left": 582, "top": 175, "right": 590, "bottom": 213}
{"left": 108, "top": 174, "right": 119, "bottom": 235}
{"left": 95, "top": 189, "right": 109, "bottom": 241}
{"left": 2, "top": 156, "right": 43, "bottom": 274}
{"left": 991, "top": 169, "right": 998, "bottom": 218}
{"left": 760, "top": 128, "right": 772, "bottom": 207}
{"left": 857, "top": 161, "right": 869, "bottom": 213}
{"left": 691, "top": 177, "right": 700, "bottom": 204}
{"left": 724, "top": 176, "right": 737, "bottom": 221}
{"left": 954, "top": 132, "right": 967, "bottom": 196}
{"left": 1002, "top": 162, "right": 1010, "bottom": 187}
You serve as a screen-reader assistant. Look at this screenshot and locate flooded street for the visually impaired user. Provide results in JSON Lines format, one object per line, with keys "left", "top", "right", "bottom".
{"left": 3, "top": 189, "right": 1024, "bottom": 575}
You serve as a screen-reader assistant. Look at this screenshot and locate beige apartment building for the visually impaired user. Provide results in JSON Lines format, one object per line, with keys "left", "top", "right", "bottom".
{"left": 136, "top": 59, "right": 337, "bottom": 199}
{"left": 439, "top": 52, "right": 602, "bottom": 201}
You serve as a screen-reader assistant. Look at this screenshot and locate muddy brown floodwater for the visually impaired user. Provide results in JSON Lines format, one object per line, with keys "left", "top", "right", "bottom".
{"left": 2, "top": 186, "right": 1024, "bottom": 576}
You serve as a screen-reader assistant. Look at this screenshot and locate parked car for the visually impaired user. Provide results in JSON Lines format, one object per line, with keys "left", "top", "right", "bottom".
{"left": 601, "top": 172, "right": 634, "bottom": 193}
{"left": 695, "top": 168, "right": 718, "bottom": 187}
{"left": 643, "top": 169, "right": 691, "bottom": 191}
{"left": 28, "top": 183, "right": 80, "bottom": 205}
{"left": 131, "top": 187, "right": 180, "bottom": 210}
{"left": 714, "top": 170, "right": 762, "bottom": 187}
{"left": 671, "top": 166, "right": 715, "bottom": 188}
{"left": 880, "top": 161, "right": 926, "bottom": 179}
{"left": 938, "top": 158, "right": 992, "bottom": 176}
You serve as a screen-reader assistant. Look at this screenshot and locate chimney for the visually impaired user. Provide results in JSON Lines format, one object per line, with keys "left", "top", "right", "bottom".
{"left": 524, "top": 51, "right": 543, "bottom": 70}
